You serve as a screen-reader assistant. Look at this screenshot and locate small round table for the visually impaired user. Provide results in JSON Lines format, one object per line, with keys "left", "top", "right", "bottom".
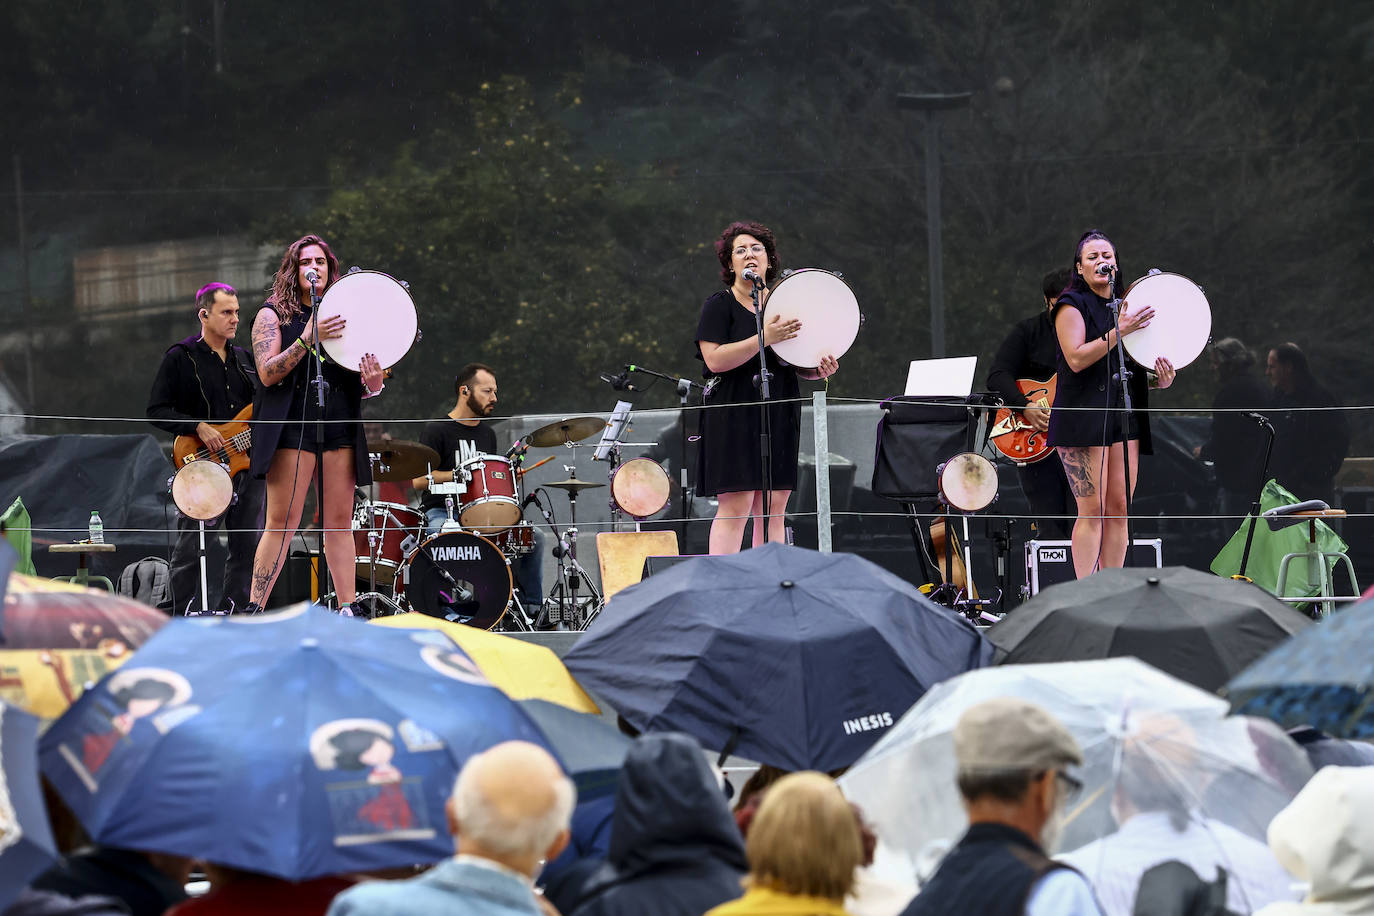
{"left": 49, "top": 542, "right": 117, "bottom": 591}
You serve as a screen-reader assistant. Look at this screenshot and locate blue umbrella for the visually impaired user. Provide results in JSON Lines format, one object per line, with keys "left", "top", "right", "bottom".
{"left": 562, "top": 543, "right": 993, "bottom": 771}
{"left": 38, "top": 603, "right": 557, "bottom": 880}
{"left": 0, "top": 700, "right": 59, "bottom": 912}
{"left": 515, "top": 698, "right": 630, "bottom": 802}
{"left": 1224, "top": 596, "right": 1374, "bottom": 737}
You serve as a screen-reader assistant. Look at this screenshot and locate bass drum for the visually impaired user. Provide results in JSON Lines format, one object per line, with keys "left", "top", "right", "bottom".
{"left": 393, "top": 531, "right": 511, "bottom": 630}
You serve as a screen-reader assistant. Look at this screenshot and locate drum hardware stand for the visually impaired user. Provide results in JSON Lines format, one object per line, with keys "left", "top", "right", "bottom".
{"left": 1232, "top": 412, "right": 1276, "bottom": 582}
{"left": 538, "top": 466, "right": 605, "bottom": 630}
{"left": 989, "top": 517, "right": 1013, "bottom": 616}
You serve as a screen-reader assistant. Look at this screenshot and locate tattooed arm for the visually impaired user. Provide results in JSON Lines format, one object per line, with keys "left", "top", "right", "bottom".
{"left": 252, "top": 308, "right": 308, "bottom": 387}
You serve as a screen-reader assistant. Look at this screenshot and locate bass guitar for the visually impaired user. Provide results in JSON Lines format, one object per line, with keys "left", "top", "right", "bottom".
{"left": 171, "top": 405, "right": 252, "bottom": 478}
{"left": 989, "top": 375, "right": 1056, "bottom": 464}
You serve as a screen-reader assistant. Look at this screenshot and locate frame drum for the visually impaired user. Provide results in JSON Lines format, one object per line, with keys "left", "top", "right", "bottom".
{"left": 318, "top": 269, "right": 419, "bottom": 371}
{"left": 611, "top": 458, "right": 671, "bottom": 520}
{"left": 171, "top": 460, "right": 234, "bottom": 521}
{"left": 1120, "top": 272, "right": 1211, "bottom": 370}
{"left": 763, "top": 269, "right": 861, "bottom": 369}
{"left": 937, "top": 452, "right": 999, "bottom": 513}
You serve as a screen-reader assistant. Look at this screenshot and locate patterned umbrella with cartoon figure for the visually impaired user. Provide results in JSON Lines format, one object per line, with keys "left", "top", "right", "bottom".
{"left": 38, "top": 602, "right": 557, "bottom": 881}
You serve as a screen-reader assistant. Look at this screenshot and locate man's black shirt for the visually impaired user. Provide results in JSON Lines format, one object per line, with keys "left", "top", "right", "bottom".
{"left": 146, "top": 335, "right": 256, "bottom": 435}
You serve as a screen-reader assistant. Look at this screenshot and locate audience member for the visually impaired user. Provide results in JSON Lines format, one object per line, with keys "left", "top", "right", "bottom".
{"left": 1, "top": 888, "right": 127, "bottom": 916}
{"left": 165, "top": 863, "right": 354, "bottom": 916}
{"left": 706, "top": 771, "right": 864, "bottom": 916}
{"left": 899, "top": 697, "right": 1103, "bottom": 916}
{"left": 326, "top": 741, "right": 574, "bottom": 916}
{"left": 569, "top": 733, "right": 747, "bottom": 916}
{"left": 1256, "top": 766, "right": 1374, "bottom": 915}
{"left": 28, "top": 846, "right": 190, "bottom": 916}
{"left": 1060, "top": 719, "right": 1295, "bottom": 915}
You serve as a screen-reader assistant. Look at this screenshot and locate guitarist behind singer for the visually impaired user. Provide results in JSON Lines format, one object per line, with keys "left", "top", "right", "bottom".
{"left": 985, "top": 268, "right": 1075, "bottom": 540}
{"left": 146, "top": 282, "right": 265, "bottom": 614}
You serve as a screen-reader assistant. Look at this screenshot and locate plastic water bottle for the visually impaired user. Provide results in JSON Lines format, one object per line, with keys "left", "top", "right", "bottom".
{"left": 89, "top": 511, "right": 104, "bottom": 544}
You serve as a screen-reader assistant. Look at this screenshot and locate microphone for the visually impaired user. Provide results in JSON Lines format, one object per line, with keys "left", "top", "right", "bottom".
{"left": 1243, "top": 411, "right": 1274, "bottom": 427}
{"left": 304, "top": 268, "right": 320, "bottom": 284}
{"left": 1095, "top": 262, "right": 1115, "bottom": 277}
{"left": 521, "top": 491, "right": 540, "bottom": 510}
{"left": 742, "top": 267, "right": 765, "bottom": 287}
{"left": 599, "top": 369, "right": 637, "bottom": 392}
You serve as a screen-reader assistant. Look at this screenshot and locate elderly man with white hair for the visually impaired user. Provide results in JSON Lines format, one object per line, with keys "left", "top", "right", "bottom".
{"left": 328, "top": 740, "right": 575, "bottom": 916}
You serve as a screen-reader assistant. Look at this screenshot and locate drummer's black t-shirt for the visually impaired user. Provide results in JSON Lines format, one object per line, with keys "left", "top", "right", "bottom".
{"left": 418, "top": 418, "right": 500, "bottom": 514}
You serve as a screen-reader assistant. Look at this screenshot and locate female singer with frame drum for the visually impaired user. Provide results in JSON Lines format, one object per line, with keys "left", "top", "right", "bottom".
{"left": 245, "top": 235, "right": 385, "bottom": 614}
{"left": 694, "top": 221, "right": 839, "bottom": 555}
{"left": 1048, "top": 229, "right": 1176, "bottom": 579}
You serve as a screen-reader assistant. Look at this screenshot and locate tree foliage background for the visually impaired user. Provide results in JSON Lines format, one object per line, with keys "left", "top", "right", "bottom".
{"left": 5, "top": 0, "right": 1373, "bottom": 445}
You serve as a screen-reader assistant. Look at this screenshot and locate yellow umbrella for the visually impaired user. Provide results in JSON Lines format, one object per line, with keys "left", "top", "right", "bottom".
{"left": 370, "top": 614, "right": 598, "bottom": 713}
{"left": 0, "top": 644, "right": 135, "bottom": 720}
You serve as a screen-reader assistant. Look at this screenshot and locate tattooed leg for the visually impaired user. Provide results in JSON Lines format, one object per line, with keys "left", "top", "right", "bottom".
{"left": 1057, "top": 446, "right": 1107, "bottom": 579}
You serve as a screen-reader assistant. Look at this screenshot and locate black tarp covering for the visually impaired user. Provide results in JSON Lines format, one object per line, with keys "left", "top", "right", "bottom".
{"left": 0, "top": 434, "right": 179, "bottom": 583}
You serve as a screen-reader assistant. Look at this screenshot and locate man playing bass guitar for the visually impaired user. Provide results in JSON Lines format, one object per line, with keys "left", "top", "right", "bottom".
{"left": 986, "top": 269, "right": 1075, "bottom": 540}
{"left": 146, "top": 282, "right": 265, "bottom": 614}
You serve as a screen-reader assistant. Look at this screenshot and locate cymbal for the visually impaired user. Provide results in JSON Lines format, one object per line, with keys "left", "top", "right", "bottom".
{"left": 366, "top": 438, "right": 440, "bottom": 482}
{"left": 526, "top": 416, "right": 606, "bottom": 448}
{"left": 544, "top": 478, "right": 605, "bottom": 493}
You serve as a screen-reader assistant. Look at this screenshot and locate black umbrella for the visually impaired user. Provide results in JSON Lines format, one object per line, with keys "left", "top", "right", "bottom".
{"left": 561, "top": 543, "right": 992, "bottom": 772}
{"left": 985, "top": 566, "right": 1311, "bottom": 692}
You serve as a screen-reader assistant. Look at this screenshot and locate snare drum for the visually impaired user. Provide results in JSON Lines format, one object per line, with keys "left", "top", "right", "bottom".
{"left": 491, "top": 521, "right": 536, "bottom": 557}
{"left": 763, "top": 268, "right": 861, "bottom": 369}
{"left": 611, "top": 458, "right": 670, "bottom": 520}
{"left": 170, "top": 460, "right": 234, "bottom": 521}
{"left": 937, "top": 452, "right": 999, "bottom": 512}
{"left": 1121, "top": 272, "right": 1211, "bottom": 370}
{"left": 318, "top": 269, "right": 420, "bottom": 371}
{"left": 393, "top": 531, "right": 511, "bottom": 630}
{"left": 458, "top": 454, "right": 522, "bottom": 533}
{"left": 352, "top": 502, "right": 424, "bottom": 586}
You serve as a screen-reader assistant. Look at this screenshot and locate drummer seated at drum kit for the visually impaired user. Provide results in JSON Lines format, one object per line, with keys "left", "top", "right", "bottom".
{"left": 411, "top": 363, "right": 545, "bottom": 609}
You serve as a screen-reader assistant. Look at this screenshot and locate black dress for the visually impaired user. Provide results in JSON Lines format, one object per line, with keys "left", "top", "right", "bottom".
{"left": 249, "top": 307, "right": 372, "bottom": 485}
{"left": 693, "top": 289, "right": 801, "bottom": 497}
{"left": 1046, "top": 288, "right": 1152, "bottom": 454}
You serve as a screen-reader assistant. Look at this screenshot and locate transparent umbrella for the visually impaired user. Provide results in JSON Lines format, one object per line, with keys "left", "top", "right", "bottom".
{"left": 839, "top": 658, "right": 1311, "bottom": 913}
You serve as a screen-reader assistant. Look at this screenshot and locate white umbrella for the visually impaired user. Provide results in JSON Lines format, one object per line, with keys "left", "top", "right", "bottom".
{"left": 839, "top": 658, "right": 1311, "bottom": 912}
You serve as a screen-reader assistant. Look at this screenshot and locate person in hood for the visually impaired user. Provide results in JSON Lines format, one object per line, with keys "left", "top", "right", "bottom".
{"left": 569, "top": 733, "right": 747, "bottom": 916}
{"left": 1256, "top": 766, "right": 1374, "bottom": 915}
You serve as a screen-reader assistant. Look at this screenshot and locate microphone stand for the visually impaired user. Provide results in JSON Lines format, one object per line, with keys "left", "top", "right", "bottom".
{"left": 623, "top": 364, "right": 703, "bottom": 548}
{"left": 747, "top": 276, "right": 774, "bottom": 541}
{"left": 308, "top": 275, "right": 333, "bottom": 604}
{"left": 1103, "top": 267, "right": 1137, "bottom": 567}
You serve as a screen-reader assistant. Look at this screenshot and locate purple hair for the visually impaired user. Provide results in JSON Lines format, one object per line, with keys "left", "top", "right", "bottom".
{"left": 195, "top": 282, "right": 237, "bottom": 313}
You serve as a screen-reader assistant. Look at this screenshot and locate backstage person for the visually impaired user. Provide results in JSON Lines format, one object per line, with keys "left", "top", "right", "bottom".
{"left": 1048, "top": 230, "right": 1176, "bottom": 580}
{"left": 245, "top": 235, "right": 386, "bottom": 616}
{"left": 695, "top": 220, "right": 838, "bottom": 555}
{"left": 986, "top": 268, "right": 1075, "bottom": 540}
{"left": 1266, "top": 342, "right": 1349, "bottom": 506}
{"left": 1195, "top": 338, "right": 1272, "bottom": 520}
{"left": 412, "top": 363, "right": 546, "bottom": 612}
{"left": 147, "top": 282, "right": 265, "bottom": 614}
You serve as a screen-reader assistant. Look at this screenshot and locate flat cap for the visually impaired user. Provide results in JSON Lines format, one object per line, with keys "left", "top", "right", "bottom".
{"left": 954, "top": 697, "right": 1082, "bottom": 772}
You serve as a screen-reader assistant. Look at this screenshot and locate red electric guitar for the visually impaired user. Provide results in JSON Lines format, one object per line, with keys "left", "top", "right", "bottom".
{"left": 989, "top": 376, "right": 1056, "bottom": 464}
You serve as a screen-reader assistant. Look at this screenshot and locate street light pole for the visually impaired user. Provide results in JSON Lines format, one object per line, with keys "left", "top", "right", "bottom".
{"left": 897, "top": 91, "right": 973, "bottom": 359}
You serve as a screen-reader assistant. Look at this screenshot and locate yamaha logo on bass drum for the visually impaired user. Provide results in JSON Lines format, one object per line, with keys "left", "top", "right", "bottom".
{"left": 431, "top": 544, "right": 484, "bottom": 562}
